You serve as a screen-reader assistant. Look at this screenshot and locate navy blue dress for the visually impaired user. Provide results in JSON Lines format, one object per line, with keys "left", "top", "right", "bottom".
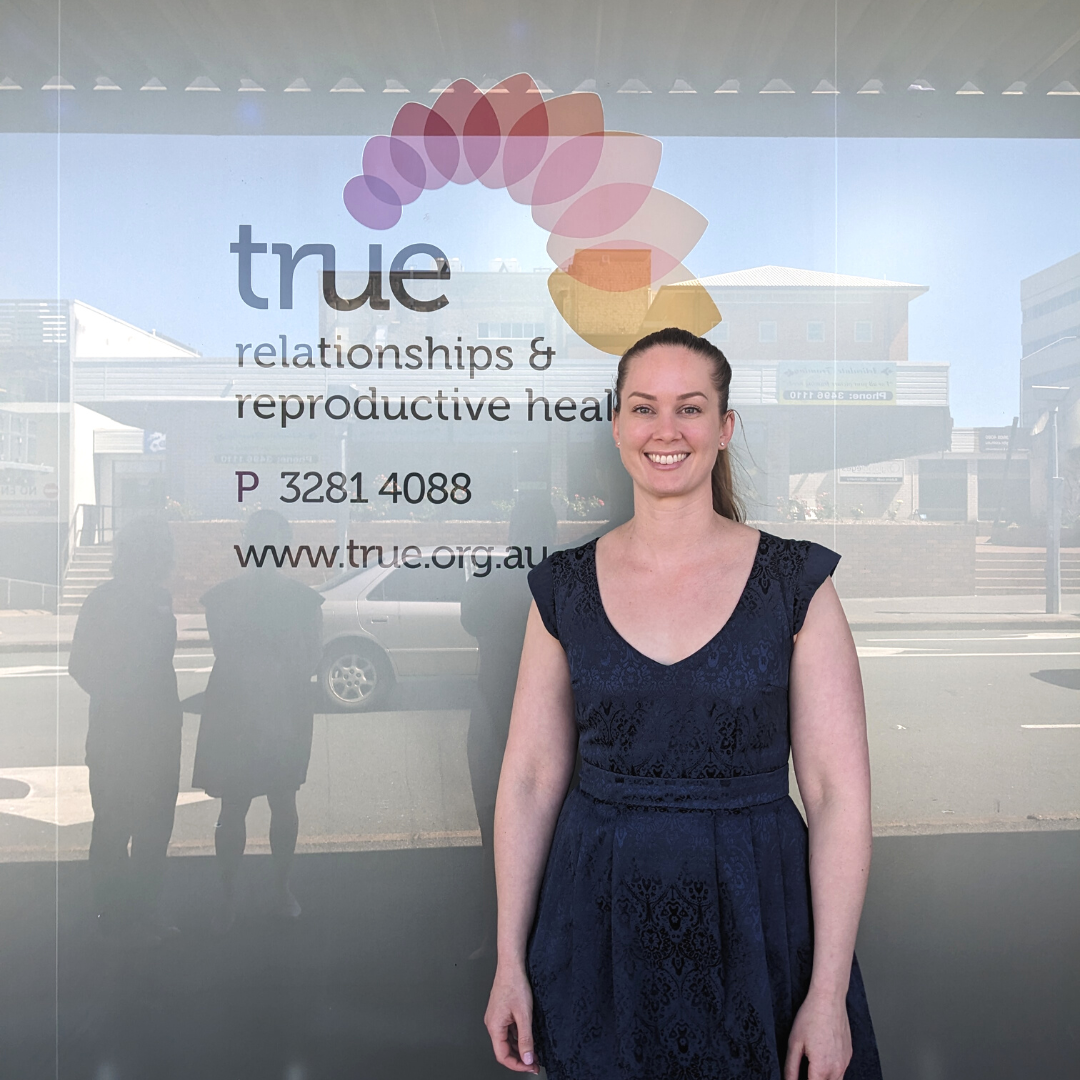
{"left": 525, "top": 529, "right": 882, "bottom": 1080}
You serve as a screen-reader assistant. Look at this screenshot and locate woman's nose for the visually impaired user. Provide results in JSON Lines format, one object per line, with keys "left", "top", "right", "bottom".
{"left": 654, "top": 408, "right": 681, "bottom": 439}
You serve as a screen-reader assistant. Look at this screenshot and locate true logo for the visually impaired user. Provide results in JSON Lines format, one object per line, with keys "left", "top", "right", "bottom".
{"left": 231, "top": 225, "right": 450, "bottom": 313}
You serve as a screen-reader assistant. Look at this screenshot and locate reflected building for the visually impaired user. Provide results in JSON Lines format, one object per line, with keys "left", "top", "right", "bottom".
{"left": 16, "top": 261, "right": 1072, "bottom": 611}
{"left": 1020, "top": 253, "right": 1080, "bottom": 542}
{"left": 0, "top": 301, "right": 191, "bottom": 610}
{"left": 1020, "top": 252, "right": 1080, "bottom": 430}
{"left": 678, "top": 266, "right": 949, "bottom": 519}
{"left": 323, "top": 264, "right": 952, "bottom": 521}
{"left": 3, "top": 265, "right": 954, "bottom": 616}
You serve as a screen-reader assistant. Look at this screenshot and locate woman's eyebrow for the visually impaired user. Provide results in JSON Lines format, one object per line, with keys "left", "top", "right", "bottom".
{"left": 626, "top": 391, "right": 709, "bottom": 400}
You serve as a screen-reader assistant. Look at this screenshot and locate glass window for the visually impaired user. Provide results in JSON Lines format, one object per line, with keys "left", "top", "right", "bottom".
{"left": 5, "top": 7, "right": 1078, "bottom": 1078}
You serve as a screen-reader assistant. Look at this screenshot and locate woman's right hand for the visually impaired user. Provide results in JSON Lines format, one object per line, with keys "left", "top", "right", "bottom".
{"left": 485, "top": 963, "right": 540, "bottom": 1074}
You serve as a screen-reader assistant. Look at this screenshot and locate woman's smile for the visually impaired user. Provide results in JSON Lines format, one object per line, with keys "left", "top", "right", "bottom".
{"left": 644, "top": 450, "right": 690, "bottom": 467}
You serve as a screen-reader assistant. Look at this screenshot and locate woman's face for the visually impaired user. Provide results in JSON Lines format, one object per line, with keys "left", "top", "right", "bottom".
{"left": 613, "top": 345, "right": 734, "bottom": 506}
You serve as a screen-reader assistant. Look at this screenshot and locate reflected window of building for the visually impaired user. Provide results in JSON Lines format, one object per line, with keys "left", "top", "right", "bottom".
{"left": 855, "top": 319, "right": 873, "bottom": 342}
{"left": 918, "top": 459, "right": 967, "bottom": 520}
{"left": 806, "top": 321, "right": 825, "bottom": 342}
{"left": 369, "top": 563, "right": 468, "bottom": 604}
{"left": 758, "top": 321, "right": 778, "bottom": 343}
{"left": 477, "top": 322, "right": 546, "bottom": 340}
{"left": 714, "top": 323, "right": 730, "bottom": 342}
{"left": 977, "top": 457, "right": 1031, "bottom": 522}
{"left": 0, "top": 412, "right": 37, "bottom": 463}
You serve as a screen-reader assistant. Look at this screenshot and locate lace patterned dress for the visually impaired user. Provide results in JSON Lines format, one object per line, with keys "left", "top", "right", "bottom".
{"left": 524, "top": 529, "right": 882, "bottom": 1080}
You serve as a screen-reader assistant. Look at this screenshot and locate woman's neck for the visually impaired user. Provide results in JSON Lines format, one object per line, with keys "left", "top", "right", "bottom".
{"left": 617, "top": 489, "right": 735, "bottom": 563}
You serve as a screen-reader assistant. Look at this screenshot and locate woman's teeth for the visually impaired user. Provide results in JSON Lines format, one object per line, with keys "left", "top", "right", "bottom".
{"left": 646, "top": 452, "right": 689, "bottom": 464}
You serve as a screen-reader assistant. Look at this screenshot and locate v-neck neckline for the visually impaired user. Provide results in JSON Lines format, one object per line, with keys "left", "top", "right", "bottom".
{"left": 589, "top": 529, "right": 765, "bottom": 669}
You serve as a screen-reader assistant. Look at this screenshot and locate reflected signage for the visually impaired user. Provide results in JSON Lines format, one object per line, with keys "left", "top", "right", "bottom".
{"left": 778, "top": 361, "right": 897, "bottom": 404}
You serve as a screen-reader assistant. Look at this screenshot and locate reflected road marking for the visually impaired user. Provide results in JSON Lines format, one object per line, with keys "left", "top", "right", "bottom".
{"left": 866, "top": 633, "right": 1080, "bottom": 642}
{"left": 0, "top": 665, "right": 213, "bottom": 678}
{"left": 0, "top": 766, "right": 211, "bottom": 826}
{"left": 857, "top": 649, "right": 1080, "bottom": 658}
{"left": 0, "top": 666, "right": 67, "bottom": 678}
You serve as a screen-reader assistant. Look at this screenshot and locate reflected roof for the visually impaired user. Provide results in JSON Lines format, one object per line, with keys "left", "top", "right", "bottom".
{"left": 679, "top": 266, "right": 928, "bottom": 290}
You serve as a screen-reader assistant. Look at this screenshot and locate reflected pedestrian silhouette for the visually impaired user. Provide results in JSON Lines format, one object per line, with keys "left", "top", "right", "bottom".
{"left": 460, "top": 493, "right": 558, "bottom": 958}
{"left": 191, "top": 510, "right": 324, "bottom": 931}
{"left": 68, "top": 515, "right": 183, "bottom": 947}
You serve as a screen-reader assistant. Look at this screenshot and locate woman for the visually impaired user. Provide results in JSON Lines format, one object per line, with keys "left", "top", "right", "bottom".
{"left": 191, "top": 509, "right": 324, "bottom": 931}
{"left": 68, "top": 515, "right": 182, "bottom": 945}
{"left": 485, "top": 328, "right": 882, "bottom": 1080}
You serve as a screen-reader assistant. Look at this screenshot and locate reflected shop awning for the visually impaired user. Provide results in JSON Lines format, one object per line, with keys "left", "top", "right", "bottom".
{"left": 731, "top": 361, "right": 952, "bottom": 474}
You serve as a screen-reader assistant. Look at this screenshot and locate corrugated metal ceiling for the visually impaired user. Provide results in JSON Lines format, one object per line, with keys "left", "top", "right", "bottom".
{"left": 0, "top": 0, "right": 1077, "bottom": 135}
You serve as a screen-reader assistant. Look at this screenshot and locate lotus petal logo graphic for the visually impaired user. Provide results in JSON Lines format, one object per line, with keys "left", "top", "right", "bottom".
{"left": 343, "top": 73, "right": 720, "bottom": 355}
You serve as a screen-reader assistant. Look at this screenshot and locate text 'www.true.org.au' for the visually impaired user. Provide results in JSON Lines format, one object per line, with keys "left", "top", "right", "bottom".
{"left": 233, "top": 542, "right": 550, "bottom": 575}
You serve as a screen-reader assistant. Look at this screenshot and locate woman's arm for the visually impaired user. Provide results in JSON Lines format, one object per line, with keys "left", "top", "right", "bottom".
{"left": 786, "top": 576, "right": 873, "bottom": 1080}
{"left": 485, "top": 600, "right": 577, "bottom": 1074}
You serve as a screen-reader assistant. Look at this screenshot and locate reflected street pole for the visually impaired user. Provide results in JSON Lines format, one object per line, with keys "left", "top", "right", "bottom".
{"left": 338, "top": 424, "right": 349, "bottom": 566}
{"left": 1046, "top": 405, "right": 1063, "bottom": 614}
{"left": 1031, "top": 385, "right": 1069, "bottom": 614}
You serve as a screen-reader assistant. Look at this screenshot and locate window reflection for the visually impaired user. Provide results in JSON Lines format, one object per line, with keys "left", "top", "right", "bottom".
{"left": 0, "top": 3, "right": 1077, "bottom": 1075}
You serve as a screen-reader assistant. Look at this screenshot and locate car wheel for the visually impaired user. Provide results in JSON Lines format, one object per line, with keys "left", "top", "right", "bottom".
{"left": 319, "top": 642, "right": 394, "bottom": 712}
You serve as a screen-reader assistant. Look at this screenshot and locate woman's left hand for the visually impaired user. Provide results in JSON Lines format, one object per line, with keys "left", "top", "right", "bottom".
{"left": 783, "top": 990, "right": 852, "bottom": 1080}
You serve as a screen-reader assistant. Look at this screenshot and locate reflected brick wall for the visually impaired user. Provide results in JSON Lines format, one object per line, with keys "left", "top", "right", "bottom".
{"left": 762, "top": 522, "right": 977, "bottom": 598}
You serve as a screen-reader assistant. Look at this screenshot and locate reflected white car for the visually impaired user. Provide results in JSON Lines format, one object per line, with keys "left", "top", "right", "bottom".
{"left": 317, "top": 551, "right": 480, "bottom": 711}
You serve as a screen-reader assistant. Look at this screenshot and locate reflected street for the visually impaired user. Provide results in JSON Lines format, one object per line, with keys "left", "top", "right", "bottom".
{"left": 1, "top": 629, "right": 1077, "bottom": 860}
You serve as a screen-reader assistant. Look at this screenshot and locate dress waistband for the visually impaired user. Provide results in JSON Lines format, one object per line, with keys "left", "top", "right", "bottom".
{"left": 578, "top": 761, "right": 789, "bottom": 811}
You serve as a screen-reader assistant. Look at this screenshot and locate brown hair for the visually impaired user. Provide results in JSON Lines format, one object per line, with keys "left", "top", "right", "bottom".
{"left": 613, "top": 326, "right": 745, "bottom": 522}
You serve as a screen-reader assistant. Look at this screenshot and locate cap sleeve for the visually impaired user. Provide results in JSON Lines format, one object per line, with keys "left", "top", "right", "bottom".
{"left": 527, "top": 556, "right": 560, "bottom": 641}
{"left": 793, "top": 542, "right": 842, "bottom": 635}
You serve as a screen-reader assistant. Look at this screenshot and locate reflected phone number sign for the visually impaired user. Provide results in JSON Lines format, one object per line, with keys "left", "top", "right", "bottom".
{"left": 778, "top": 362, "right": 896, "bottom": 404}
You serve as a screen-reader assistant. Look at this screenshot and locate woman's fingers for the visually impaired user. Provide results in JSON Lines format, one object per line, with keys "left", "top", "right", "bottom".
{"left": 514, "top": 1012, "right": 537, "bottom": 1073}
{"left": 783, "top": 1036, "right": 806, "bottom": 1080}
{"left": 785, "top": 994, "right": 852, "bottom": 1080}
{"left": 485, "top": 982, "right": 539, "bottom": 1074}
{"left": 807, "top": 1054, "right": 852, "bottom": 1080}
{"left": 489, "top": 1012, "right": 538, "bottom": 1073}
{"left": 787, "top": 1042, "right": 851, "bottom": 1080}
